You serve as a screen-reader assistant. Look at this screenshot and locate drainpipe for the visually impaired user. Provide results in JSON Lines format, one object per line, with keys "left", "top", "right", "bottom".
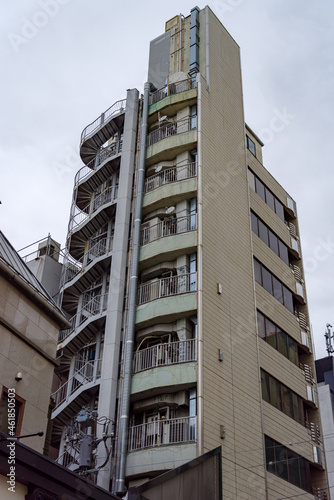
{"left": 114, "top": 82, "right": 150, "bottom": 495}
{"left": 196, "top": 73, "right": 204, "bottom": 456}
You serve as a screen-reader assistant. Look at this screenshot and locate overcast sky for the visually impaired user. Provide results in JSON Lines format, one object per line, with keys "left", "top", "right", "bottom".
{"left": 1, "top": 1, "right": 333, "bottom": 358}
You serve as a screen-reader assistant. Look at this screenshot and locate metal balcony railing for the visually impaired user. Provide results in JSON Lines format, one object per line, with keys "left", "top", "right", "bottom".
{"left": 51, "top": 358, "right": 102, "bottom": 410}
{"left": 134, "top": 338, "right": 197, "bottom": 373}
{"left": 288, "top": 221, "right": 298, "bottom": 239}
{"left": 128, "top": 416, "right": 196, "bottom": 452}
{"left": 149, "top": 78, "right": 196, "bottom": 105}
{"left": 306, "top": 421, "right": 321, "bottom": 444}
{"left": 69, "top": 186, "right": 118, "bottom": 232}
{"left": 290, "top": 264, "right": 303, "bottom": 283}
{"left": 312, "top": 487, "right": 328, "bottom": 499}
{"left": 138, "top": 272, "right": 197, "bottom": 305}
{"left": 80, "top": 99, "right": 126, "bottom": 145}
{"left": 147, "top": 116, "right": 196, "bottom": 147}
{"left": 75, "top": 140, "right": 123, "bottom": 186}
{"left": 145, "top": 162, "right": 197, "bottom": 193}
{"left": 300, "top": 363, "right": 315, "bottom": 384}
{"left": 60, "top": 236, "right": 113, "bottom": 289}
{"left": 140, "top": 214, "right": 197, "bottom": 246}
{"left": 297, "top": 311, "right": 309, "bottom": 331}
{"left": 56, "top": 448, "right": 80, "bottom": 469}
{"left": 58, "top": 293, "right": 108, "bottom": 344}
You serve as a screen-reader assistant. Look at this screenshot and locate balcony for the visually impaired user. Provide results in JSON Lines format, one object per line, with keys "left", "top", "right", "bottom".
{"left": 141, "top": 214, "right": 197, "bottom": 246}
{"left": 138, "top": 272, "right": 197, "bottom": 305}
{"left": 60, "top": 236, "right": 113, "bottom": 291}
{"left": 134, "top": 339, "right": 196, "bottom": 373}
{"left": 147, "top": 117, "right": 196, "bottom": 147}
{"left": 149, "top": 78, "right": 195, "bottom": 106}
{"left": 128, "top": 416, "right": 196, "bottom": 452}
{"left": 145, "top": 162, "right": 197, "bottom": 193}
{"left": 51, "top": 357, "right": 102, "bottom": 414}
{"left": 58, "top": 293, "right": 108, "bottom": 346}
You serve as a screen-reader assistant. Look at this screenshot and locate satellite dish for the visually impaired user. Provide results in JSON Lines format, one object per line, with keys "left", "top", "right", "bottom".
{"left": 159, "top": 115, "right": 168, "bottom": 122}
{"left": 155, "top": 165, "right": 163, "bottom": 173}
{"left": 166, "top": 206, "right": 175, "bottom": 214}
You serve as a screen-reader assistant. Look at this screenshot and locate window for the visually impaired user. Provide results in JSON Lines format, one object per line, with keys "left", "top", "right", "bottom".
{"left": 0, "top": 388, "right": 25, "bottom": 436}
{"left": 256, "top": 310, "right": 299, "bottom": 366}
{"left": 251, "top": 212, "right": 290, "bottom": 266}
{"left": 248, "top": 169, "right": 286, "bottom": 222}
{"left": 254, "top": 259, "right": 294, "bottom": 314}
{"left": 246, "top": 135, "right": 256, "bottom": 156}
{"left": 265, "top": 436, "right": 311, "bottom": 493}
{"left": 261, "top": 370, "right": 305, "bottom": 425}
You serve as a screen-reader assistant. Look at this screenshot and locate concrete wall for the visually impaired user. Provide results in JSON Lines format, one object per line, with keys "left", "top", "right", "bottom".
{"left": 0, "top": 274, "right": 59, "bottom": 453}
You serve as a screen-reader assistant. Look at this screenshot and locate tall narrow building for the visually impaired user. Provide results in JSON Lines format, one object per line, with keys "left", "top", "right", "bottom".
{"left": 51, "top": 6, "right": 329, "bottom": 499}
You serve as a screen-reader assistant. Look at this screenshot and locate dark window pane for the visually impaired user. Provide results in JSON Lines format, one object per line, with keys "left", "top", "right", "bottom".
{"left": 291, "top": 393, "right": 300, "bottom": 423}
{"left": 287, "top": 337, "right": 298, "bottom": 365}
{"left": 269, "top": 230, "right": 279, "bottom": 255}
{"left": 258, "top": 220, "right": 269, "bottom": 246}
{"left": 278, "top": 240, "right": 289, "bottom": 265}
{"left": 265, "top": 436, "right": 275, "bottom": 474}
{"left": 288, "top": 450, "right": 300, "bottom": 487}
{"left": 247, "top": 169, "right": 255, "bottom": 191}
{"left": 261, "top": 370, "right": 270, "bottom": 403}
{"left": 299, "top": 458, "right": 311, "bottom": 493}
{"left": 282, "top": 384, "right": 293, "bottom": 418}
{"left": 272, "top": 276, "right": 283, "bottom": 304}
{"left": 275, "top": 445, "right": 288, "bottom": 480}
{"left": 269, "top": 376, "right": 282, "bottom": 411}
{"left": 265, "top": 318, "right": 276, "bottom": 349}
{"left": 262, "top": 267, "right": 273, "bottom": 294}
{"left": 275, "top": 199, "right": 285, "bottom": 221}
{"left": 283, "top": 286, "right": 294, "bottom": 313}
{"left": 251, "top": 212, "right": 258, "bottom": 235}
{"left": 257, "top": 311, "right": 266, "bottom": 339}
{"left": 277, "top": 329, "right": 288, "bottom": 358}
{"left": 298, "top": 398, "right": 305, "bottom": 426}
{"left": 266, "top": 189, "right": 275, "bottom": 212}
{"left": 255, "top": 177, "right": 265, "bottom": 202}
{"left": 254, "top": 259, "right": 262, "bottom": 284}
{"left": 246, "top": 136, "right": 256, "bottom": 156}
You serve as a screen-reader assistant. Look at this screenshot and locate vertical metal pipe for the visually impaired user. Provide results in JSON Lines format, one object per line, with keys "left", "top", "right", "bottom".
{"left": 114, "top": 82, "right": 150, "bottom": 495}
{"left": 196, "top": 73, "right": 204, "bottom": 456}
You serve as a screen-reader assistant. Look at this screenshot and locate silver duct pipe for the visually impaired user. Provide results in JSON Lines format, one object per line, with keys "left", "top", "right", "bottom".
{"left": 114, "top": 81, "right": 150, "bottom": 495}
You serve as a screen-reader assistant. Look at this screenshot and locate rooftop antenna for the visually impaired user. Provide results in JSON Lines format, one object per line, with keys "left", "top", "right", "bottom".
{"left": 325, "top": 323, "right": 334, "bottom": 356}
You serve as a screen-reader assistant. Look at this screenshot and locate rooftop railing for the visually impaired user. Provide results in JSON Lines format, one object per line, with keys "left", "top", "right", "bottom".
{"left": 58, "top": 292, "right": 108, "bottom": 344}
{"left": 144, "top": 162, "right": 197, "bottom": 193}
{"left": 134, "top": 338, "right": 196, "bottom": 373}
{"left": 128, "top": 416, "right": 196, "bottom": 452}
{"left": 140, "top": 214, "right": 197, "bottom": 246}
{"left": 80, "top": 99, "right": 126, "bottom": 145}
{"left": 149, "top": 78, "right": 196, "bottom": 105}
{"left": 147, "top": 116, "right": 196, "bottom": 147}
{"left": 138, "top": 272, "right": 197, "bottom": 305}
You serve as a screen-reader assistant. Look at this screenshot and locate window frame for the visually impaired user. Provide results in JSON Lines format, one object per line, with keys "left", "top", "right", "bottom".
{"left": 0, "top": 387, "right": 25, "bottom": 436}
